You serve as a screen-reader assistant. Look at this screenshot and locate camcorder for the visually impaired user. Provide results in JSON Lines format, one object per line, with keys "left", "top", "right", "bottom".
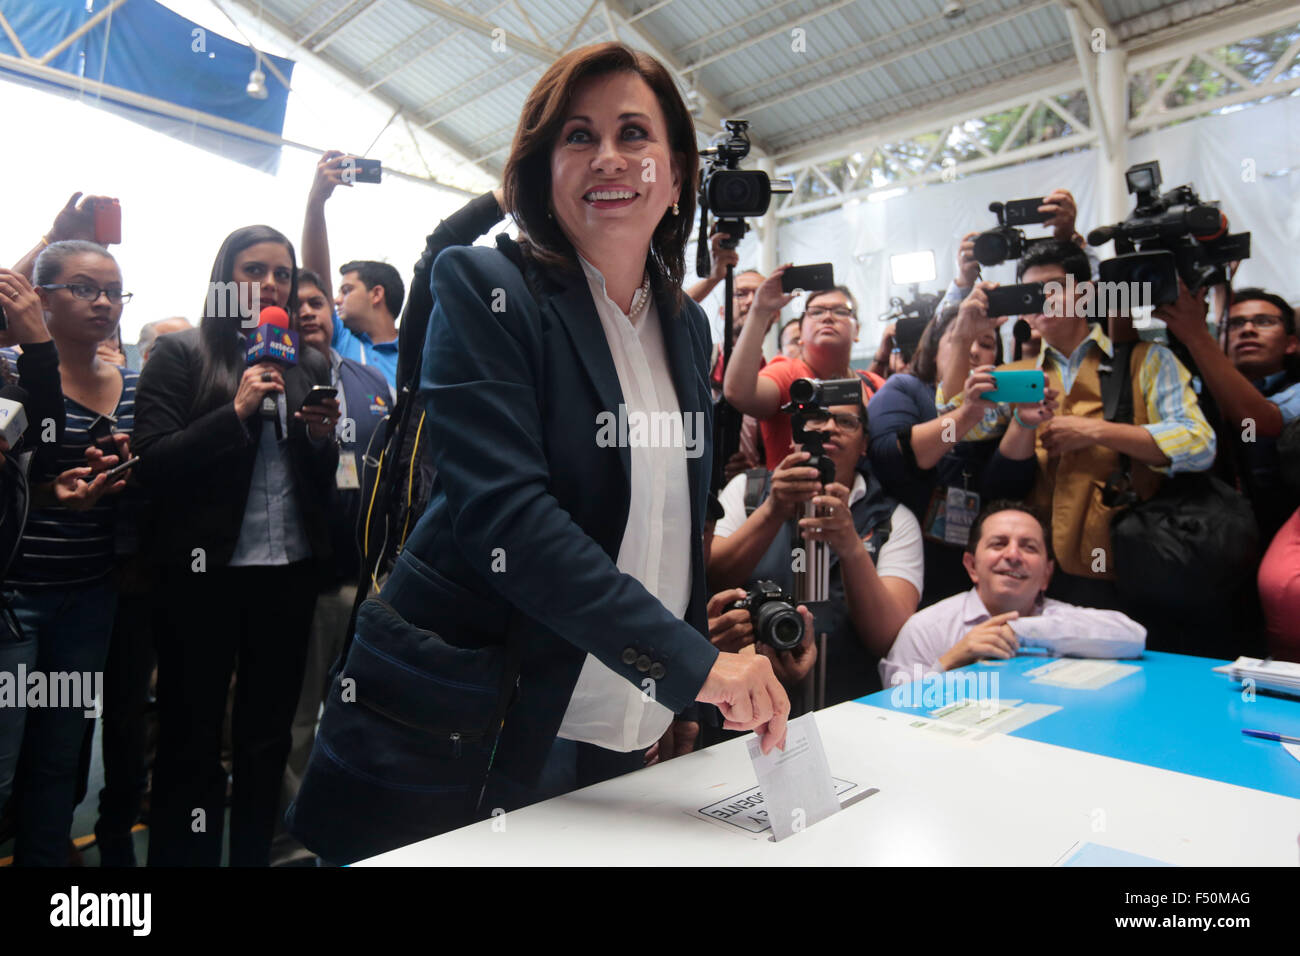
{"left": 727, "top": 579, "right": 803, "bottom": 652}
{"left": 1087, "top": 160, "right": 1251, "bottom": 305}
{"left": 698, "top": 120, "right": 794, "bottom": 497}
{"left": 879, "top": 291, "right": 939, "bottom": 364}
{"left": 782, "top": 376, "right": 861, "bottom": 487}
{"left": 972, "top": 197, "right": 1055, "bottom": 267}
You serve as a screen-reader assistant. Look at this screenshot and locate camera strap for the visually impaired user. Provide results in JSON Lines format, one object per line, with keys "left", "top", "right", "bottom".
{"left": 1099, "top": 341, "right": 1140, "bottom": 506}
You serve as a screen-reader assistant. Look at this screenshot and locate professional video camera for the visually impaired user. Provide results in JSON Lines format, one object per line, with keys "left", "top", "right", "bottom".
{"left": 879, "top": 291, "right": 939, "bottom": 364}
{"left": 695, "top": 119, "right": 793, "bottom": 273}
{"left": 727, "top": 580, "right": 803, "bottom": 652}
{"left": 1087, "top": 160, "right": 1251, "bottom": 305}
{"left": 697, "top": 120, "right": 793, "bottom": 497}
{"left": 972, "top": 198, "right": 1056, "bottom": 267}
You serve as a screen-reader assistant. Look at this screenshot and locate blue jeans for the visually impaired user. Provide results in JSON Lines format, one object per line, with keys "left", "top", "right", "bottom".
{"left": 5, "top": 579, "right": 117, "bottom": 866}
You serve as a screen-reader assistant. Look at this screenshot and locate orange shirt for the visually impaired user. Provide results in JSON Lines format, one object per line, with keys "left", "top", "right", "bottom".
{"left": 757, "top": 357, "right": 884, "bottom": 470}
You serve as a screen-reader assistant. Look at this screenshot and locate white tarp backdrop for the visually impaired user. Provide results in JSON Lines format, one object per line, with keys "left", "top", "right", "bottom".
{"left": 699, "top": 93, "right": 1299, "bottom": 361}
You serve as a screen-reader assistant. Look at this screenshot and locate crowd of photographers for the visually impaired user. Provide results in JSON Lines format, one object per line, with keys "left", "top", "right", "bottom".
{"left": 0, "top": 154, "right": 1295, "bottom": 866}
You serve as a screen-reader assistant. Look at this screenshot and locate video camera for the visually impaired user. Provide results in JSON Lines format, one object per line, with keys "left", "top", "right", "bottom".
{"left": 698, "top": 121, "right": 794, "bottom": 498}
{"left": 782, "top": 376, "right": 861, "bottom": 487}
{"left": 1087, "top": 160, "right": 1250, "bottom": 304}
{"left": 727, "top": 580, "right": 803, "bottom": 652}
{"left": 972, "top": 197, "right": 1056, "bottom": 267}
{"left": 879, "top": 291, "right": 939, "bottom": 363}
{"left": 695, "top": 119, "right": 793, "bottom": 274}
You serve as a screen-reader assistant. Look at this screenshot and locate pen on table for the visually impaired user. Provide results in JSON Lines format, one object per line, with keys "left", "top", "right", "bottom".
{"left": 1241, "top": 729, "right": 1300, "bottom": 744}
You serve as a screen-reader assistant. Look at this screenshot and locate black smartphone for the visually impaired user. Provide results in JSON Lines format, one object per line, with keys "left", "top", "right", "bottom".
{"left": 86, "top": 414, "right": 119, "bottom": 453}
{"left": 1002, "top": 197, "right": 1052, "bottom": 227}
{"left": 781, "top": 263, "right": 835, "bottom": 294}
{"left": 986, "top": 282, "right": 1047, "bottom": 318}
{"left": 301, "top": 386, "right": 338, "bottom": 409}
{"left": 348, "top": 157, "right": 382, "bottom": 184}
{"left": 100, "top": 455, "right": 140, "bottom": 481}
{"left": 0, "top": 301, "right": 7, "bottom": 332}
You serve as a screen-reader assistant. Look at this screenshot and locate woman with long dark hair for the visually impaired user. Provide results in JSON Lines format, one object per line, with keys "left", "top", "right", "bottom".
{"left": 290, "top": 43, "right": 789, "bottom": 864}
{"left": 133, "top": 225, "right": 340, "bottom": 866}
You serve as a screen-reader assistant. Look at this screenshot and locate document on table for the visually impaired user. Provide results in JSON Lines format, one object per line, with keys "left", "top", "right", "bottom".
{"left": 910, "top": 698, "right": 1060, "bottom": 738}
{"left": 1025, "top": 658, "right": 1139, "bottom": 690}
{"left": 745, "top": 713, "right": 841, "bottom": 841}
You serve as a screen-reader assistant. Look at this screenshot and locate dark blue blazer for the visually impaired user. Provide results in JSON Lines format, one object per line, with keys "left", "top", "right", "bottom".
{"left": 383, "top": 236, "right": 719, "bottom": 787}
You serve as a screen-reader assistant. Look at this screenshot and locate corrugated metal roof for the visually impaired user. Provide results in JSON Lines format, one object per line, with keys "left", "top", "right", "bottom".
{"left": 234, "top": 0, "right": 1270, "bottom": 176}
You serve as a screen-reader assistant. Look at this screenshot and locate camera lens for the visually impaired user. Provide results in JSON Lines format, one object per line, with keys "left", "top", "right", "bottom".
{"left": 788, "top": 378, "right": 817, "bottom": 404}
{"left": 972, "top": 230, "right": 1009, "bottom": 267}
{"left": 755, "top": 601, "right": 803, "bottom": 652}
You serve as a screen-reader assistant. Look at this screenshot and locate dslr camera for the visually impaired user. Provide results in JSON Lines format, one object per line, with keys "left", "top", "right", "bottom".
{"left": 782, "top": 377, "right": 861, "bottom": 486}
{"left": 728, "top": 580, "right": 804, "bottom": 652}
{"left": 972, "top": 197, "right": 1056, "bottom": 267}
{"left": 1087, "top": 160, "right": 1250, "bottom": 305}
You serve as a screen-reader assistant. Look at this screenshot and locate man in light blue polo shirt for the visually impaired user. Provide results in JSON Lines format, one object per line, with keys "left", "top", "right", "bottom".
{"left": 331, "top": 259, "right": 402, "bottom": 386}
{"left": 301, "top": 149, "right": 403, "bottom": 388}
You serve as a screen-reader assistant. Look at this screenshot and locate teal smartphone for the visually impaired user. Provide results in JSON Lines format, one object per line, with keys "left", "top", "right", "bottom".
{"left": 984, "top": 369, "right": 1045, "bottom": 404}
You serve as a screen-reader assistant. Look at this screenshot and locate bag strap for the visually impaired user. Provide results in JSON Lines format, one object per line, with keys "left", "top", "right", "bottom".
{"left": 1099, "top": 341, "right": 1138, "bottom": 506}
{"left": 742, "top": 466, "right": 769, "bottom": 516}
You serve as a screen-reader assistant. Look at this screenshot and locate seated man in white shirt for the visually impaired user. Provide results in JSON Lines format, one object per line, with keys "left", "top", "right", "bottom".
{"left": 709, "top": 399, "right": 924, "bottom": 709}
{"left": 881, "top": 501, "right": 1145, "bottom": 686}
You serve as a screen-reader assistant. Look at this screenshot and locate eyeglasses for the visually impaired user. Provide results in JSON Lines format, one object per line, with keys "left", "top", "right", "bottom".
{"left": 805, "top": 410, "right": 864, "bottom": 431}
{"left": 805, "top": 306, "right": 855, "bottom": 320}
{"left": 41, "top": 283, "right": 133, "bottom": 304}
{"left": 1226, "top": 314, "right": 1284, "bottom": 332}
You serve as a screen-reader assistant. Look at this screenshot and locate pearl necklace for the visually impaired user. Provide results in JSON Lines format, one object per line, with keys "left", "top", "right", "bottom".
{"left": 628, "top": 274, "right": 652, "bottom": 322}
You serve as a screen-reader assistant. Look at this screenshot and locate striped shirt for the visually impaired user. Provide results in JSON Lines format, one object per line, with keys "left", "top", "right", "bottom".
{"left": 8, "top": 366, "right": 139, "bottom": 588}
{"left": 951, "top": 324, "right": 1216, "bottom": 475}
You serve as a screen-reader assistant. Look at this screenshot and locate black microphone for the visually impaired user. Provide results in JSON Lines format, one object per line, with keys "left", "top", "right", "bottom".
{"left": 1087, "top": 225, "right": 1118, "bottom": 247}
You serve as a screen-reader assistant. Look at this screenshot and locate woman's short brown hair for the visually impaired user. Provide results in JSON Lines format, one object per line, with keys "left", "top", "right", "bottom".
{"left": 502, "top": 42, "right": 698, "bottom": 309}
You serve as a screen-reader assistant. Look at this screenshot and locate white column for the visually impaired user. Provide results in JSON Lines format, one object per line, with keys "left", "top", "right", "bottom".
{"left": 757, "top": 156, "right": 779, "bottom": 276}
{"left": 1096, "top": 46, "right": 1130, "bottom": 228}
{"left": 757, "top": 156, "right": 781, "bottom": 355}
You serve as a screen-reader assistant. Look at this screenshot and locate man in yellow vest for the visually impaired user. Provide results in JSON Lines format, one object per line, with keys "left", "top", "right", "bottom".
{"left": 949, "top": 240, "right": 1216, "bottom": 620}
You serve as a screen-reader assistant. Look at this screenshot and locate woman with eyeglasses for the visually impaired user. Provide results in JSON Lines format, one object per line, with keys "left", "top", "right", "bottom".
{"left": 1, "top": 240, "right": 137, "bottom": 865}
{"left": 132, "top": 225, "right": 339, "bottom": 867}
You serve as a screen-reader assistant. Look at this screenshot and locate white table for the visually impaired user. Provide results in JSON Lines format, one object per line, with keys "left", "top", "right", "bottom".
{"left": 355, "top": 702, "right": 1300, "bottom": 866}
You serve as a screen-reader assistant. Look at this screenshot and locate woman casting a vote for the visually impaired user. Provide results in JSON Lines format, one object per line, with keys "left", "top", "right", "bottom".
{"left": 289, "top": 42, "right": 789, "bottom": 863}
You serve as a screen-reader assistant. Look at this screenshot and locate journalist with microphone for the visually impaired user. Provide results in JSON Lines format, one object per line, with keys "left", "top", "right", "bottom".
{"left": 290, "top": 42, "right": 788, "bottom": 863}
{"left": 133, "top": 225, "right": 339, "bottom": 867}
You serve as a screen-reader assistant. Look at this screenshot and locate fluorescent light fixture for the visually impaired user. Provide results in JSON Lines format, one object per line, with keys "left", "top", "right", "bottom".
{"left": 890, "top": 250, "right": 937, "bottom": 285}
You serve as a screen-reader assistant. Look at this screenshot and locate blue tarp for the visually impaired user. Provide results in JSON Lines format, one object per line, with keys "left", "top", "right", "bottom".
{"left": 0, "top": 0, "right": 295, "bottom": 170}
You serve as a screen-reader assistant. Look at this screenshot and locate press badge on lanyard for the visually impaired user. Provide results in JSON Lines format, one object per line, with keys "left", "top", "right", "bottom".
{"left": 943, "top": 485, "right": 980, "bottom": 547}
{"left": 336, "top": 452, "right": 361, "bottom": 490}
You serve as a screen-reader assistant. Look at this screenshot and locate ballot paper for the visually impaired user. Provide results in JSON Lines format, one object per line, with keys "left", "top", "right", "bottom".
{"left": 1284, "top": 742, "right": 1300, "bottom": 766}
{"left": 1213, "top": 656, "right": 1300, "bottom": 697}
{"left": 910, "top": 697, "right": 1060, "bottom": 739}
{"left": 746, "top": 713, "right": 841, "bottom": 841}
{"left": 1025, "top": 658, "right": 1139, "bottom": 690}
